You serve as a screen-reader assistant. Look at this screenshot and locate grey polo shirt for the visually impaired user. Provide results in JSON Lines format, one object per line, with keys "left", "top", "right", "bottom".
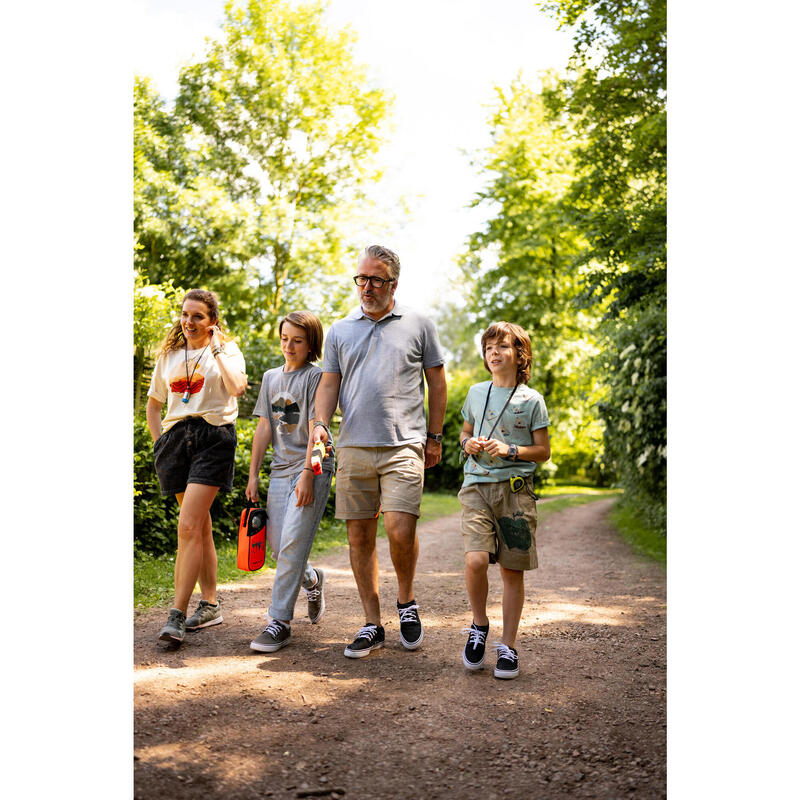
{"left": 321, "top": 302, "right": 445, "bottom": 447}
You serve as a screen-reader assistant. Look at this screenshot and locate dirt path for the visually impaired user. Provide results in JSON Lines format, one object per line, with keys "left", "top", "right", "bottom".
{"left": 134, "top": 498, "right": 666, "bottom": 799}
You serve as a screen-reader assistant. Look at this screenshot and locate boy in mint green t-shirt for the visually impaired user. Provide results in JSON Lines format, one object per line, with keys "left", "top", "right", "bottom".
{"left": 458, "top": 322, "right": 550, "bottom": 679}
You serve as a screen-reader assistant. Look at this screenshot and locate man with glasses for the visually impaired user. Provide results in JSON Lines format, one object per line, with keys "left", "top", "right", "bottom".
{"left": 313, "top": 245, "right": 447, "bottom": 658}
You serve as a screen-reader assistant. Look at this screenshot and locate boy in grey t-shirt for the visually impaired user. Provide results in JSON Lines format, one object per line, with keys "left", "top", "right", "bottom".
{"left": 246, "top": 311, "right": 334, "bottom": 653}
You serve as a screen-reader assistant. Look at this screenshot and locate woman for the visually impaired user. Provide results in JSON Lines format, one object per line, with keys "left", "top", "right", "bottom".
{"left": 146, "top": 289, "right": 247, "bottom": 645}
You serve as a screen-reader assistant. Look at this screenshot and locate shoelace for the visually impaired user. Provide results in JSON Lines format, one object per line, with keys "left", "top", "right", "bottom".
{"left": 462, "top": 626, "right": 488, "bottom": 647}
{"left": 355, "top": 624, "right": 379, "bottom": 641}
{"left": 305, "top": 584, "right": 321, "bottom": 601}
{"left": 264, "top": 620, "right": 286, "bottom": 638}
{"left": 492, "top": 641, "right": 517, "bottom": 661}
{"left": 398, "top": 604, "right": 420, "bottom": 623}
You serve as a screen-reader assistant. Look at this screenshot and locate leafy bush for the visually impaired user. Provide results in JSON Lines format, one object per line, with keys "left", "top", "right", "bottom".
{"left": 597, "top": 301, "right": 666, "bottom": 533}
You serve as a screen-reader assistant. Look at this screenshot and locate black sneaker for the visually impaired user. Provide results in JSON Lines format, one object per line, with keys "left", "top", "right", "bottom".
{"left": 343, "top": 624, "right": 385, "bottom": 658}
{"left": 250, "top": 620, "right": 291, "bottom": 653}
{"left": 462, "top": 622, "right": 489, "bottom": 670}
{"left": 397, "top": 600, "right": 423, "bottom": 650}
{"left": 493, "top": 642, "right": 520, "bottom": 679}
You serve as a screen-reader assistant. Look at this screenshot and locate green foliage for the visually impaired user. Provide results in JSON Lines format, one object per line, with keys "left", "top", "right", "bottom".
{"left": 541, "top": 0, "right": 666, "bottom": 317}
{"left": 133, "top": 272, "right": 186, "bottom": 413}
{"left": 537, "top": 0, "right": 666, "bottom": 518}
{"left": 459, "top": 83, "right": 608, "bottom": 484}
{"left": 134, "top": 0, "right": 391, "bottom": 337}
{"left": 610, "top": 495, "right": 666, "bottom": 566}
{"left": 597, "top": 301, "right": 666, "bottom": 529}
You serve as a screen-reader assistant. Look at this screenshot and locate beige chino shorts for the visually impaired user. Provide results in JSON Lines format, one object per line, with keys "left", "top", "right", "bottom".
{"left": 458, "top": 479, "right": 538, "bottom": 571}
{"left": 335, "top": 443, "right": 425, "bottom": 519}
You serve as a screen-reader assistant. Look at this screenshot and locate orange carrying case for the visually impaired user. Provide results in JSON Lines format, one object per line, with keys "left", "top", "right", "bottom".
{"left": 237, "top": 502, "right": 268, "bottom": 571}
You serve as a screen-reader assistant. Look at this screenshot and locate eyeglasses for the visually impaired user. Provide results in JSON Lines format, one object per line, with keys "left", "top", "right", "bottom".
{"left": 353, "top": 274, "right": 396, "bottom": 288}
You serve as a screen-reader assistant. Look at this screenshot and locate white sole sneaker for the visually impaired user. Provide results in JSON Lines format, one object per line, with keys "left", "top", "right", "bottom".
{"left": 250, "top": 637, "right": 291, "bottom": 653}
{"left": 493, "top": 665, "right": 520, "bottom": 679}
{"left": 187, "top": 615, "right": 223, "bottom": 631}
{"left": 462, "top": 650, "right": 485, "bottom": 670}
{"left": 343, "top": 641, "right": 384, "bottom": 659}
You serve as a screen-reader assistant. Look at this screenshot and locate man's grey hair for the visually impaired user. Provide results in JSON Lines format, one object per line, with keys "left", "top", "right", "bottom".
{"left": 362, "top": 244, "right": 401, "bottom": 281}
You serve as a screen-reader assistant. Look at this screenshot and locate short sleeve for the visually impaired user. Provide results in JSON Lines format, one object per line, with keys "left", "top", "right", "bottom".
{"left": 530, "top": 395, "right": 550, "bottom": 431}
{"left": 461, "top": 386, "right": 476, "bottom": 424}
{"left": 307, "top": 369, "right": 322, "bottom": 420}
{"left": 421, "top": 316, "right": 445, "bottom": 369}
{"left": 252, "top": 372, "right": 271, "bottom": 418}
{"left": 147, "top": 356, "right": 168, "bottom": 403}
{"left": 224, "top": 340, "right": 246, "bottom": 374}
{"left": 321, "top": 325, "right": 341, "bottom": 374}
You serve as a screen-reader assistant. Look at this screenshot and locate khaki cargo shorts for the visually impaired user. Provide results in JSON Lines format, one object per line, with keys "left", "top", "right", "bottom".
{"left": 458, "top": 479, "right": 538, "bottom": 571}
{"left": 335, "top": 443, "right": 425, "bottom": 519}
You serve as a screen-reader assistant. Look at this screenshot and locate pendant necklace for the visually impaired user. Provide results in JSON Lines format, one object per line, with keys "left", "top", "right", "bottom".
{"left": 182, "top": 341, "right": 210, "bottom": 403}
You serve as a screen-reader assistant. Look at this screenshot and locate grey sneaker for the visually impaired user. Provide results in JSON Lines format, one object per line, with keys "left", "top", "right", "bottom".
{"left": 186, "top": 599, "right": 223, "bottom": 630}
{"left": 304, "top": 568, "right": 326, "bottom": 624}
{"left": 158, "top": 608, "right": 186, "bottom": 644}
{"left": 250, "top": 619, "right": 291, "bottom": 653}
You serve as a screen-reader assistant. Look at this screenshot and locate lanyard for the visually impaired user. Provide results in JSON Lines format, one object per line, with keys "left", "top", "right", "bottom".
{"left": 182, "top": 343, "right": 209, "bottom": 403}
{"left": 476, "top": 382, "right": 519, "bottom": 441}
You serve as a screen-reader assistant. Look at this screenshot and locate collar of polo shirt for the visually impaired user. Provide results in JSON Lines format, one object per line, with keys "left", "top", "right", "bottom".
{"left": 349, "top": 301, "right": 405, "bottom": 322}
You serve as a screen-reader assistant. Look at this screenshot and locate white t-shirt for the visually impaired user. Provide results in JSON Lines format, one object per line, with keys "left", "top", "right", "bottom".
{"left": 148, "top": 340, "right": 247, "bottom": 432}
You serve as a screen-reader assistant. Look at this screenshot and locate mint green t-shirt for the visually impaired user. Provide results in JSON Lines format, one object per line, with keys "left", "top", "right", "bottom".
{"left": 460, "top": 380, "right": 549, "bottom": 486}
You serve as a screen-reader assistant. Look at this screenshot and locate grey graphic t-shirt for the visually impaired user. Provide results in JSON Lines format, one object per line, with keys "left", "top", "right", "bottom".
{"left": 252, "top": 363, "right": 333, "bottom": 479}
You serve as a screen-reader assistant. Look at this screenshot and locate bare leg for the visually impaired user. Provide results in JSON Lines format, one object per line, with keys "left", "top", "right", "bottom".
{"left": 347, "top": 518, "right": 380, "bottom": 624}
{"left": 175, "top": 498, "right": 218, "bottom": 604}
{"left": 465, "top": 550, "right": 490, "bottom": 626}
{"left": 383, "top": 511, "right": 419, "bottom": 604}
{"left": 499, "top": 565, "right": 525, "bottom": 648}
{"left": 173, "top": 483, "right": 220, "bottom": 613}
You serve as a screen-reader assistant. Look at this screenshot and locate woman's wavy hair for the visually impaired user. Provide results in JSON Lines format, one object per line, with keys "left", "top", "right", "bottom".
{"left": 157, "top": 289, "right": 230, "bottom": 357}
{"left": 279, "top": 310, "right": 324, "bottom": 362}
{"left": 480, "top": 321, "right": 532, "bottom": 385}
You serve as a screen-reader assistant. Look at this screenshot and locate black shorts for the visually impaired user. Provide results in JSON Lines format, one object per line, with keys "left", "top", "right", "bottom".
{"left": 153, "top": 417, "right": 237, "bottom": 497}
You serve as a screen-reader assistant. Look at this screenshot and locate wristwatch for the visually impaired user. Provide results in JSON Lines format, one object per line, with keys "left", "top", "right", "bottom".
{"left": 426, "top": 431, "right": 443, "bottom": 443}
{"left": 507, "top": 443, "right": 519, "bottom": 461}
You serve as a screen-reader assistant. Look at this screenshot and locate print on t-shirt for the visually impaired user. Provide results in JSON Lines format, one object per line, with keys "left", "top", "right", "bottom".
{"left": 271, "top": 391, "right": 300, "bottom": 433}
{"left": 169, "top": 369, "right": 205, "bottom": 396}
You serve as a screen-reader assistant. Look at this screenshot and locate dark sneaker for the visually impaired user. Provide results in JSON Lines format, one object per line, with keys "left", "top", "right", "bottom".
{"left": 158, "top": 608, "right": 186, "bottom": 644}
{"left": 493, "top": 642, "right": 520, "bottom": 679}
{"left": 462, "top": 622, "right": 490, "bottom": 670}
{"left": 250, "top": 620, "right": 291, "bottom": 653}
{"left": 304, "top": 568, "right": 325, "bottom": 624}
{"left": 186, "top": 600, "right": 223, "bottom": 630}
{"left": 397, "top": 600, "right": 423, "bottom": 650}
{"left": 343, "top": 624, "right": 385, "bottom": 658}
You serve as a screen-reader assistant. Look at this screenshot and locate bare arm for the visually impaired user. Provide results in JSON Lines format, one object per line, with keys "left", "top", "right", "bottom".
{"left": 423, "top": 364, "right": 447, "bottom": 468}
{"left": 146, "top": 397, "right": 164, "bottom": 442}
{"left": 211, "top": 327, "right": 248, "bottom": 397}
{"left": 245, "top": 416, "right": 272, "bottom": 502}
{"left": 311, "top": 372, "right": 342, "bottom": 445}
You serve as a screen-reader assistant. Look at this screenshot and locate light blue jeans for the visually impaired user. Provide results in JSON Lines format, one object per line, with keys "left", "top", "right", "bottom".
{"left": 266, "top": 468, "right": 333, "bottom": 622}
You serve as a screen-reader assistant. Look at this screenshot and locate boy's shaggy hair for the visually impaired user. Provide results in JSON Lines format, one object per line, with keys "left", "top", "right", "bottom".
{"left": 279, "top": 310, "right": 324, "bottom": 362}
{"left": 480, "top": 321, "right": 532, "bottom": 384}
